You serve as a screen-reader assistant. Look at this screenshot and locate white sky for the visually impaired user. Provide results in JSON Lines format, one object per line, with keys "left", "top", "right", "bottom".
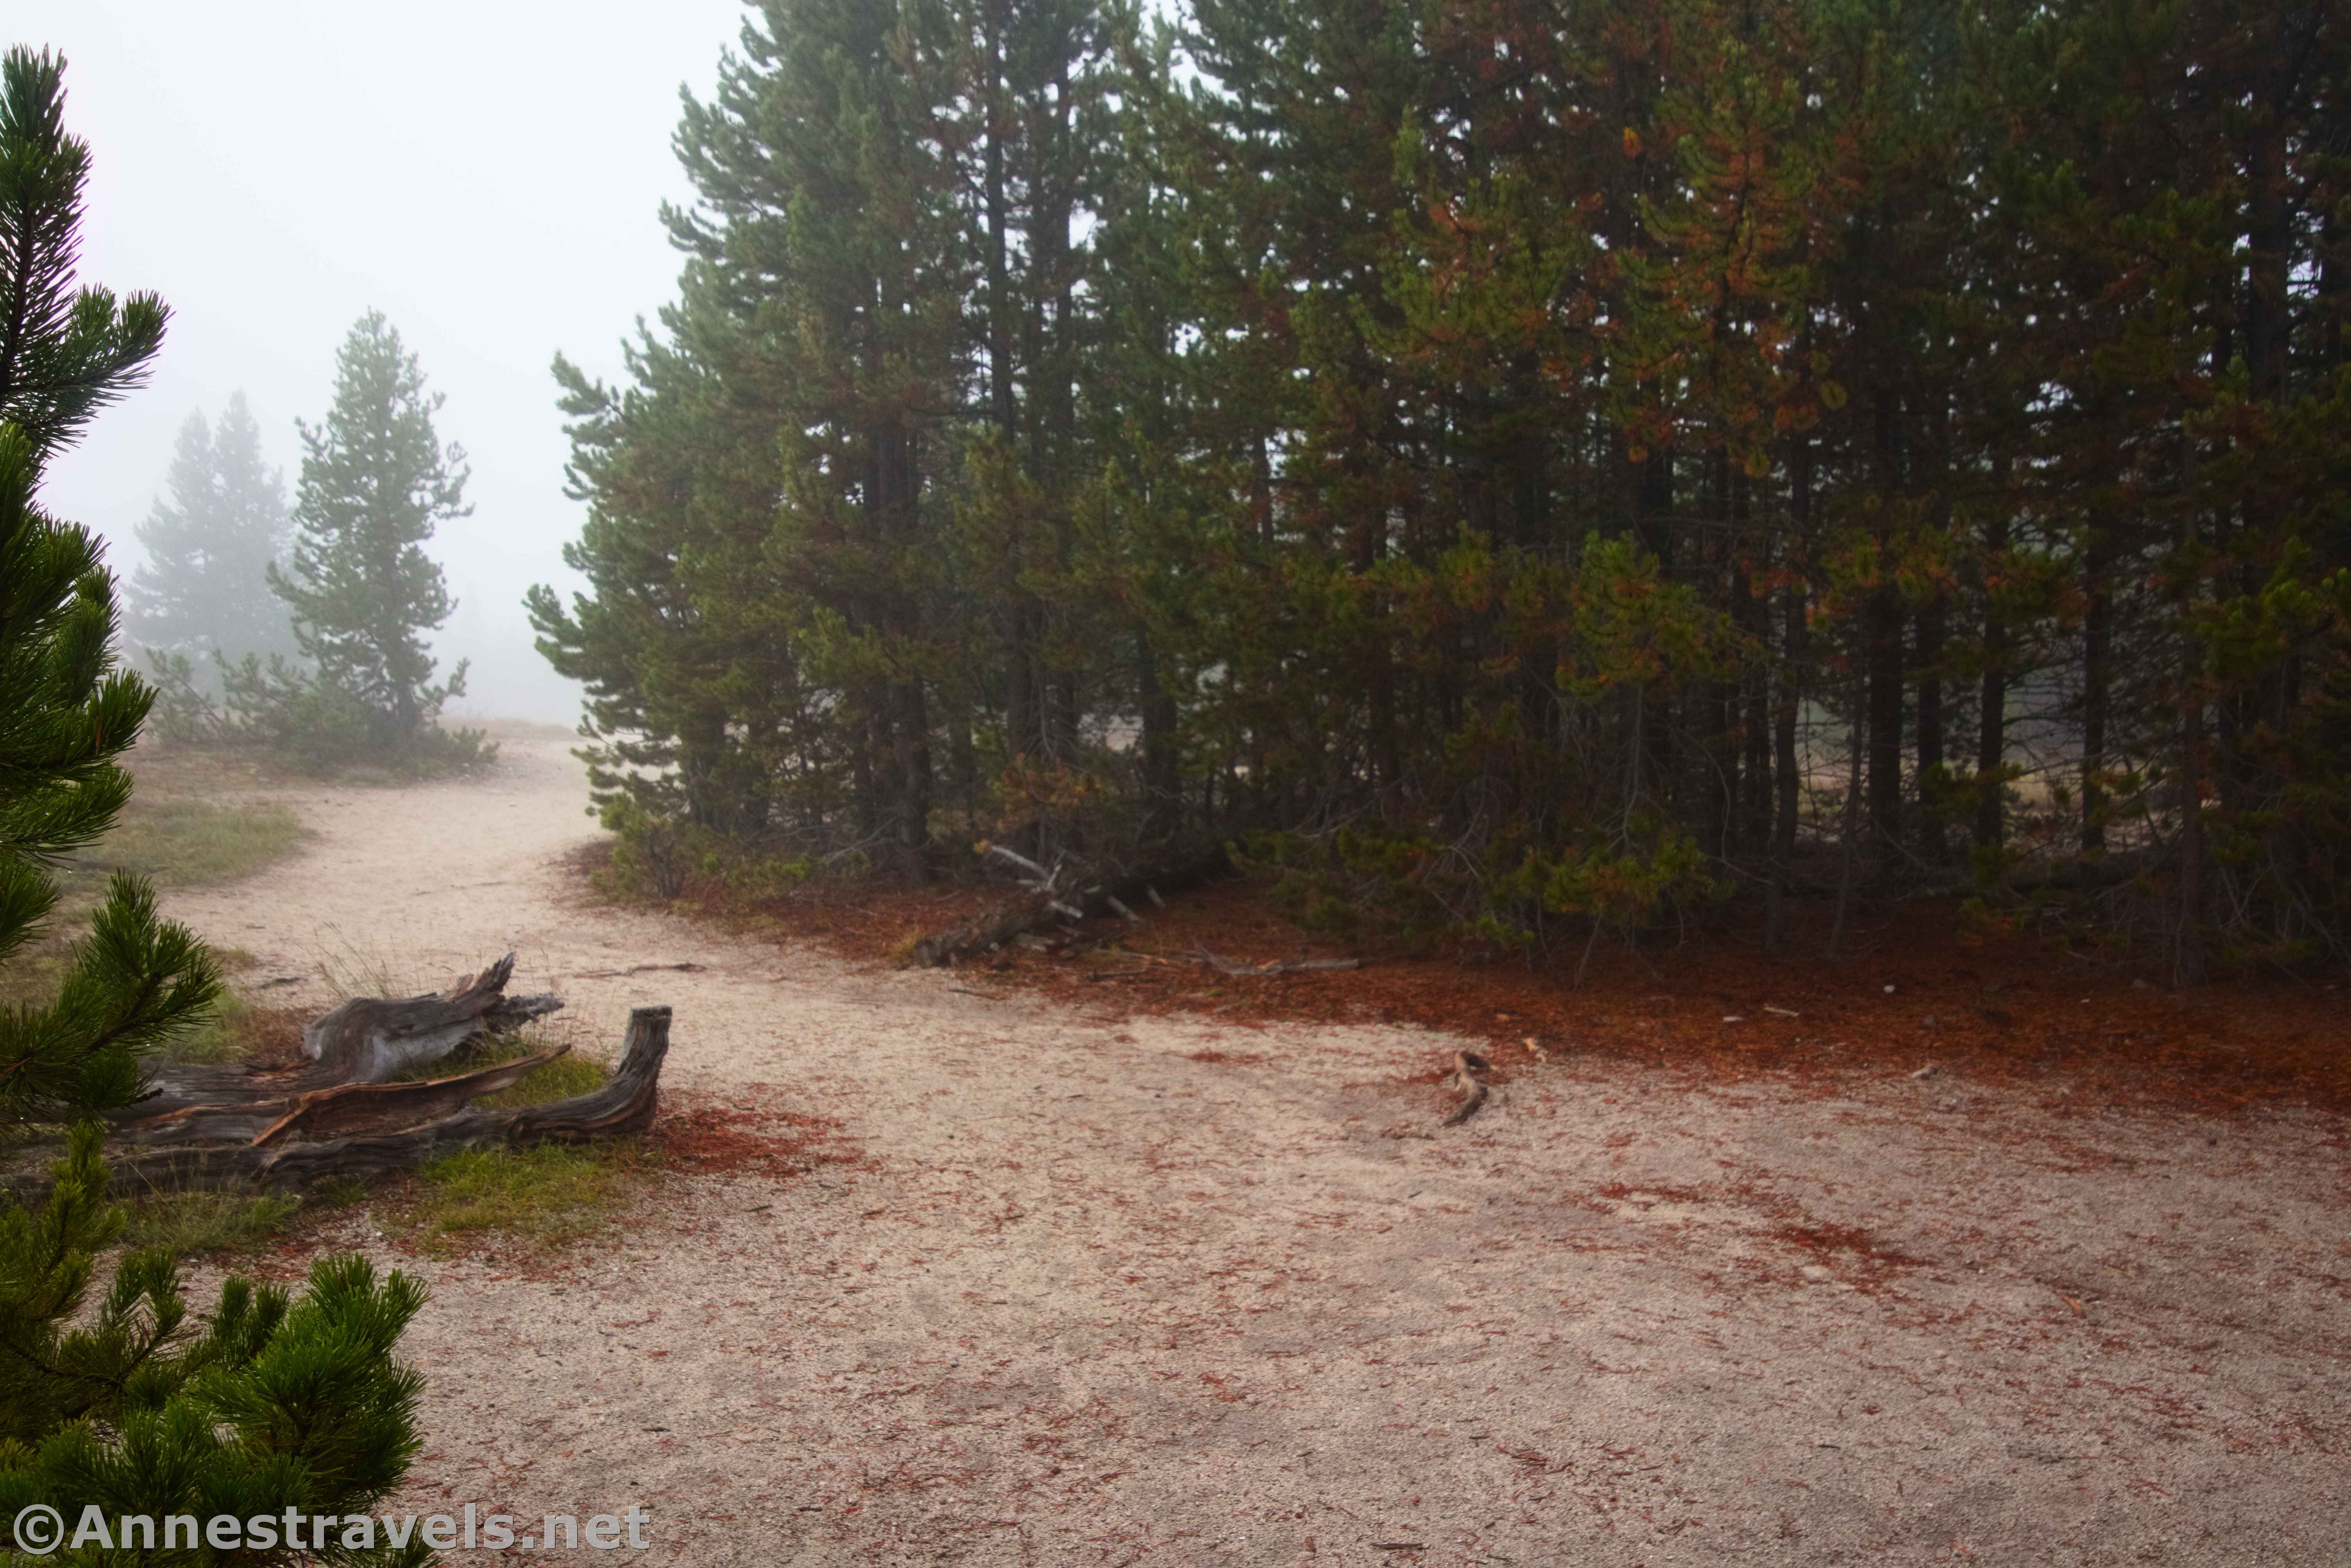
{"left": 16, "top": 1, "right": 748, "bottom": 721}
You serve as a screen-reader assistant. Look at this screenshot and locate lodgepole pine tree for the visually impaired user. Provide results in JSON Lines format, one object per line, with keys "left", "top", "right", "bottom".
{"left": 267, "top": 311, "right": 474, "bottom": 759}
{"left": 0, "top": 45, "right": 211, "bottom": 1126}
{"left": 0, "top": 51, "right": 435, "bottom": 1566}
{"left": 125, "top": 391, "right": 296, "bottom": 669}
{"left": 543, "top": 0, "right": 2351, "bottom": 974}
{"left": 664, "top": 0, "right": 968, "bottom": 877}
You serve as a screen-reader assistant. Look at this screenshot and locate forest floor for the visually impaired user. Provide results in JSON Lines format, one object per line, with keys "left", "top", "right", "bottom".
{"left": 145, "top": 735, "right": 2347, "bottom": 1567}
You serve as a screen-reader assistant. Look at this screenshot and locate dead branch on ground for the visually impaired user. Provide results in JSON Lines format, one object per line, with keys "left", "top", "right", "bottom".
{"left": 1187, "top": 947, "right": 1361, "bottom": 977}
{"left": 1442, "top": 1051, "right": 1493, "bottom": 1126}
{"left": 908, "top": 846, "right": 1235, "bottom": 967}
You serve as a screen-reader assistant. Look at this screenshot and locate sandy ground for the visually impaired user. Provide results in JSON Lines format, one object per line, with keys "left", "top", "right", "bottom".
{"left": 161, "top": 738, "right": 2349, "bottom": 1567}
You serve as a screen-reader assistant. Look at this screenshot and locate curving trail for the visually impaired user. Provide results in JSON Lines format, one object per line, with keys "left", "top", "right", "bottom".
{"left": 164, "top": 737, "right": 2349, "bottom": 1567}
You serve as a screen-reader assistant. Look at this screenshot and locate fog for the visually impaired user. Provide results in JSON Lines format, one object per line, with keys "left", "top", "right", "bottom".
{"left": 16, "top": 1, "right": 746, "bottom": 723}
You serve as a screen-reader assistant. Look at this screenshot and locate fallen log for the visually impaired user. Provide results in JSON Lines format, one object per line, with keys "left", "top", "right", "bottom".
{"left": 9, "top": 959, "right": 673, "bottom": 1199}
{"left": 109, "top": 952, "right": 563, "bottom": 1125}
{"left": 109, "top": 1047, "right": 577, "bottom": 1151}
{"left": 908, "top": 846, "right": 1235, "bottom": 967}
{"left": 82, "top": 1007, "right": 670, "bottom": 1197}
{"left": 250, "top": 1044, "right": 574, "bottom": 1147}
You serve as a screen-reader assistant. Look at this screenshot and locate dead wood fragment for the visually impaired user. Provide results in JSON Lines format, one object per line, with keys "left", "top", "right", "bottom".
{"left": 1442, "top": 1051, "right": 1493, "bottom": 1126}
{"left": 249, "top": 1044, "right": 573, "bottom": 1147}
{"left": 983, "top": 842, "right": 1057, "bottom": 885}
{"left": 908, "top": 846, "right": 1234, "bottom": 967}
{"left": 86, "top": 1006, "right": 671, "bottom": 1196}
{"left": 1190, "top": 947, "right": 1361, "bottom": 977}
{"left": 16, "top": 961, "right": 673, "bottom": 1199}
{"left": 301, "top": 952, "right": 562, "bottom": 1082}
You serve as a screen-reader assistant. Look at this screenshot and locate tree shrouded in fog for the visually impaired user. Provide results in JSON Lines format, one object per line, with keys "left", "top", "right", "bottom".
{"left": 124, "top": 390, "right": 294, "bottom": 666}
{"left": 270, "top": 310, "right": 471, "bottom": 745}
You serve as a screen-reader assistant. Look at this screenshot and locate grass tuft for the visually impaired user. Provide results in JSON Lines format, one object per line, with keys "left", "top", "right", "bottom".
{"left": 76, "top": 797, "right": 311, "bottom": 888}
{"left": 302, "top": 932, "right": 416, "bottom": 1001}
{"left": 386, "top": 1026, "right": 614, "bottom": 1109}
{"left": 408, "top": 1141, "right": 648, "bottom": 1254}
{"left": 478, "top": 1051, "right": 611, "bottom": 1109}
{"left": 159, "top": 993, "right": 304, "bottom": 1067}
{"left": 166, "top": 992, "right": 259, "bottom": 1065}
{"left": 120, "top": 1190, "right": 301, "bottom": 1259}
{"left": 311, "top": 1176, "right": 371, "bottom": 1209}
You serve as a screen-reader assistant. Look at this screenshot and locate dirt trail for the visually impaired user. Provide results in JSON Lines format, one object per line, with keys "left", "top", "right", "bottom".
{"left": 164, "top": 739, "right": 2348, "bottom": 1566}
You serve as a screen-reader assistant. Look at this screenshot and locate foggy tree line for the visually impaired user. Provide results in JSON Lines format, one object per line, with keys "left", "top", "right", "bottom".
{"left": 532, "top": 0, "right": 2351, "bottom": 975}
{"left": 131, "top": 315, "right": 485, "bottom": 771}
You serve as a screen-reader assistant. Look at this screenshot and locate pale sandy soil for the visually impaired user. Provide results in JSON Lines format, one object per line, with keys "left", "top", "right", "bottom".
{"left": 161, "top": 738, "right": 2349, "bottom": 1568}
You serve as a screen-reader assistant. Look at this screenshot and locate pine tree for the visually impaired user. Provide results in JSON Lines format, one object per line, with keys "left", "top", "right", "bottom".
{"left": 125, "top": 391, "right": 295, "bottom": 668}
{"left": 0, "top": 1131, "right": 434, "bottom": 1568}
{"left": 0, "top": 45, "right": 212, "bottom": 1126}
{"left": 542, "top": 0, "right": 2351, "bottom": 972}
{"left": 268, "top": 311, "right": 473, "bottom": 754}
{"left": 0, "top": 51, "right": 433, "bottom": 1567}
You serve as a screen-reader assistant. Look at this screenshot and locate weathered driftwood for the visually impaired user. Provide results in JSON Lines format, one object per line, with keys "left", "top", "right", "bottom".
{"left": 106, "top": 952, "right": 564, "bottom": 1129}
{"left": 11, "top": 959, "right": 671, "bottom": 1200}
{"left": 909, "top": 846, "right": 1235, "bottom": 967}
{"left": 302, "top": 952, "right": 562, "bottom": 1082}
{"left": 108, "top": 1047, "right": 576, "bottom": 1150}
{"left": 85, "top": 1007, "right": 670, "bottom": 1197}
{"left": 251, "top": 1044, "right": 574, "bottom": 1147}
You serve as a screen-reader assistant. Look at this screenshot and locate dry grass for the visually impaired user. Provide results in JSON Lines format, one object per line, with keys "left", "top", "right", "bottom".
{"left": 73, "top": 795, "right": 311, "bottom": 888}
{"left": 1, "top": 743, "right": 313, "bottom": 1015}
{"left": 119, "top": 1190, "right": 302, "bottom": 1260}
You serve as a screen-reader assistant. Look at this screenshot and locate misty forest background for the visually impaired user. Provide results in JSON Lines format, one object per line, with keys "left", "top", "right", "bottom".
{"left": 130, "top": 311, "right": 491, "bottom": 775}
{"left": 142, "top": 0, "right": 2351, "bottom": 981}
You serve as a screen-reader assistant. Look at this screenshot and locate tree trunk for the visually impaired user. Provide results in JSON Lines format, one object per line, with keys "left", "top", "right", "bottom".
{"left": 2081, "top": 525, "right": 2115, "bottom": 856}
{"left": 1137, "top": 630, "right": 1181, "bottom": 845}
{"left": 1974, "top": 509, "right": 2009, "bottom": 850}
{"left": 1827, "top": 675, "right": 1866, "bottom": 958}
{"left": 1914, "top": 594, "right": 1946, "bottom": 861}
{"left": 1865, "top": 585, "right": 1905, "bottom": 857}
